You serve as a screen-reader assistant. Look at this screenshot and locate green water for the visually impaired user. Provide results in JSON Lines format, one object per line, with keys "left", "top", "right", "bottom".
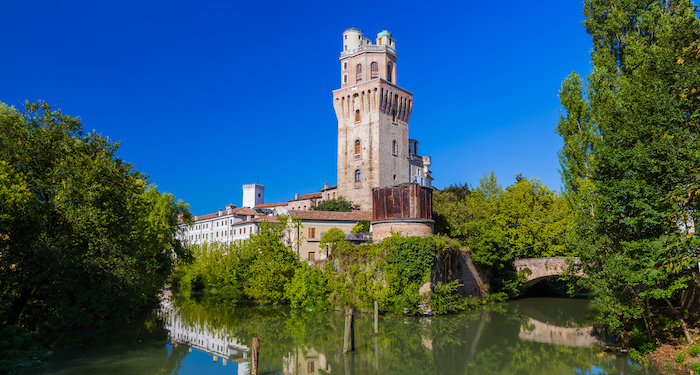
{"left": 25, "top": 296, "right": 665, "bottom": 374}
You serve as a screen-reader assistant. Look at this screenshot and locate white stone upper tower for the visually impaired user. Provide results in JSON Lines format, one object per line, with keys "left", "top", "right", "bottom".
{"left": 242, "top": 184, "right": 264, "bottom": 208}
{"left": 333, "top": 28, "right": 413, "bottom": 211}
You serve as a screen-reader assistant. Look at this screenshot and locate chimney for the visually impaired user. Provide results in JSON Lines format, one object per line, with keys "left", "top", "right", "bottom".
{"left": 218, "top": 208, "right": 223, "bottom": 217}
{"left": 324, "top": 182, "right": 328, "bottom": 189}
{"left": 295, "top": 193, "right": 299, "bottom": 200}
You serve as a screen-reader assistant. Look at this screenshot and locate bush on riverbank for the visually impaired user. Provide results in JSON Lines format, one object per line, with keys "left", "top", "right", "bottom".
{"left": 174, "top": 222, "right": 298, "bottom": 304}
{"left": 177, "top": 229, "right": 486, "bottom": 315}
{"left": 0, "top": 325, "right": 46, "bottom": 373}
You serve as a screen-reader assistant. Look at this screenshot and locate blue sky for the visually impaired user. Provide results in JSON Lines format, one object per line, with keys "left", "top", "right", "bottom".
{"left": 1, "top": 1, "right": 593, "bottom": 215}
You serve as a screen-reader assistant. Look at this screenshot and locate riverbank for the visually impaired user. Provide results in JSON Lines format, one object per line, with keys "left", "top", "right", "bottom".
{"left": 646, "top": 333, "right": 700, "bottom": 374}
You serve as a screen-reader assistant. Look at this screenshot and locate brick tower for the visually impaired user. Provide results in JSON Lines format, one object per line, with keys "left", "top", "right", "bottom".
{"left": 333, "top": 29, "right": 413, "bottom": 211}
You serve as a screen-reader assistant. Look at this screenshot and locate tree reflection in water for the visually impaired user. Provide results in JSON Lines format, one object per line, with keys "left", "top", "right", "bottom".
{"left": 160, "top": 295, "right": 661, "bottom": 375}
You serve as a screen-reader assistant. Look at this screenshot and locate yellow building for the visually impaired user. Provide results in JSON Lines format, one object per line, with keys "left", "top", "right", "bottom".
{"left": 284, "top": 210, "right": 371, "bottom": 261}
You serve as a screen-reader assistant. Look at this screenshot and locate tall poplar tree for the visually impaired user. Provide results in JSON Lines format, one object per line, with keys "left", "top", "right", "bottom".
{"left": 559, "top": 0, "right": 700, "bottom": 340}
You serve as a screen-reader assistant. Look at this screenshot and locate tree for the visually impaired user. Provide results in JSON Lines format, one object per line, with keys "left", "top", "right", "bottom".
{"left": 351, "top": 220, "right": 370, "bottom": 235}
{"left": 311, "top": 196, "right": 357, "bottom": 212}
{"left": 0, "top": 101, "right": 191, "bottom": 331}
{"left": 560, "top": 0, "right": 700, "bottom": 340}
{"left": 242, "top": 222, "right": 299, "bottom": 304}
{"left": 501, "top": 176, "right": 570, "bottom": 259}
{"left": 434, "top": 172, "right": 570, "bottom": 296}
{"left": 319, "top": 228, "right": 348, "bottom": 258}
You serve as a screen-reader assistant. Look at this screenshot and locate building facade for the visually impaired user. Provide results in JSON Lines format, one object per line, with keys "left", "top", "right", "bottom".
{"left": 333, "top": 28, "right": 431, "bottom": 211}
{"left": 283, "top": 210, "right": 372, "bottom": 261}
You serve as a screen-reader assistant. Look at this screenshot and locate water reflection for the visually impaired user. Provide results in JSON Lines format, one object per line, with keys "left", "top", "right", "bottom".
{"left": 160, "top": 297, "right": 250, "bottom": 374}
{"left": 157, "top": 296, "right": 658, "bottom": 375}
{"left": 27, "top": 296, "right": 662, "bottom": 374}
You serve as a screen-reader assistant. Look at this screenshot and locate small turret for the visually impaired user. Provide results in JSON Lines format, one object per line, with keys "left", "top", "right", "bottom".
{"left": 376, "top": 30, "right": 395, "bottom": 49}
{"left": 343, "top": 28, "right": 364, "bottom": 53}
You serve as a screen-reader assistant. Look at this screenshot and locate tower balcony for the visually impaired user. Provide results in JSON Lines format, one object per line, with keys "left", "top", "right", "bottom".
{"left": 341, "top": 44, "right": 397, "bottom": 59}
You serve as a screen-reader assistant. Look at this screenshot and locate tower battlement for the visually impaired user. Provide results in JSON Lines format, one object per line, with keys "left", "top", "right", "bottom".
{"left": 341, "top": 28, "right": 397, "bottom": 59}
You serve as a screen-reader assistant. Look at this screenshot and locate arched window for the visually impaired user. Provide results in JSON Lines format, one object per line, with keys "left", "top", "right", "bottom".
{"left": 387, "top": 63, "right": 393, "bottom": 83}
{"left": 355, "top": 169, "right": 362, "bottom": 187}
{"left": 355, "top": 139, "right": 361, "bottom": 155}
{"left": 355, "top": 109, "right": 360, "bottom": 122}
{"left": 356, "top": 64, "right": 362, "bottom": 82}
{"left": 371, "top": 62, "right": 378, "bottom": 79}
{"left": 392, "top": 140, "right": 398, "bottom": 156}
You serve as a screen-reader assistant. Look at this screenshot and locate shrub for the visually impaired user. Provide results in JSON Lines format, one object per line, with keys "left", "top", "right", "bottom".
{"left": 430, "top": 280, "right": 464, "bottom": 315}
{"left": 689, "top": 344, "right": 700, "bottom": 357}
{"left": 628, "top": 327, "right": 654, "bottom": 354}
{"left": 285, "top": 263, "right": 333, "bottom": 310}
{"left": 675, "top": 352, "right": 686, "bottom": 364}
{"left": 690, "top": 362, "right": 700, "bottom": 373}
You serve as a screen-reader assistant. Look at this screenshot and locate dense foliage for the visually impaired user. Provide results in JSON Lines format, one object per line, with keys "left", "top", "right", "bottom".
{"left": 558, "top": 0, "right": 700, "bottom": 341}
{"left": 310, "top": 196, "right": 357, "bottom": 212}
{"left": 176, "top": 222, "right": 299, "bottom": 304}
{"left": 433, "top": 172, "right": 570, "bottom": 296}
{"left": 0, "top": 101, "right": 191, "bottom": 331}
{"left": 177, "top": 228, "right": 483, "bottom": 315}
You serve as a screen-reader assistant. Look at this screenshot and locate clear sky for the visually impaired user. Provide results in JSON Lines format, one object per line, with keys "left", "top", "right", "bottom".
{"left": 1, "top": 1, "right": 594, "bottom": 215}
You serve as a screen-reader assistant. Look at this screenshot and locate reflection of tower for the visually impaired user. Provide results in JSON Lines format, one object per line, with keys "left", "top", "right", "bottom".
{"left": 333, "top": 29, "right": 412, "bottom": 211}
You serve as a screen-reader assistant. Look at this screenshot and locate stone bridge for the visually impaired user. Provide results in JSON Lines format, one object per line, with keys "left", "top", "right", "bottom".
{"left": 515, "top": 257, "right": 582, "bottom": 289}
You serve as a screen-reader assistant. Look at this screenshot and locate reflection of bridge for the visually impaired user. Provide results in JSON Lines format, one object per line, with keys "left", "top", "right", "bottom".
{"left": 515, "top": 257, "right": 582, "bottom": 289}
{"left": 519, "top": 318, "right": 599, "bottom": 347}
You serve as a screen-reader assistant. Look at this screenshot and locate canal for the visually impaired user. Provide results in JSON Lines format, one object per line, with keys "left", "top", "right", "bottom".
{"left": 25, "top": 295, "right": 667, "bottom": 374}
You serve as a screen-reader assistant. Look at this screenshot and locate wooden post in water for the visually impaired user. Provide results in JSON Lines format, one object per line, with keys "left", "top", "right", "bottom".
{"left": 343, "top": 308, "right": 354, "bottom": 353}
{"left": 251, "top": 337, "right": 259, "bottom": 375}
{"left": 374, "top": 300, "right": 379, "bottom": 334}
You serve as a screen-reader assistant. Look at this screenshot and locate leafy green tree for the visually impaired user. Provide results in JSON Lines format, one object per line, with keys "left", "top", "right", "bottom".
{"left": 310, "top": 196, "right": 357, "bottom": 212}
{"left": 351, "top": 220, "right": 370, "bottom": 235}
{"left": 0, "top": 101, "right": 191, "bottom": 331}
{"left": 318, "top": 228, "right": 347, "bottom": 258}
{"left": 434, "top": 172, "right": 570, "bottom": 296}
{"left": 242, "top": 222, "right": 299, "bottom": 304}
{"left": 501, "top": 176, "right": 570, "bottom": 258}
{"left": 559, "top": 0, "right": 700, "bottom": 340}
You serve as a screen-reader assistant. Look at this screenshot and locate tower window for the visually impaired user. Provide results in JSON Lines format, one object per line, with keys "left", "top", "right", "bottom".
{"left": 355, "top": 109, "right": 360, "bottom": 122}
{"left": 355, "top": 169, "right": 362, "bottom": 187}
{"left": 356, "top": 64, "right": 362, "bottom": 83}
{"left": 392, "top": 140, "right": 398, "bottom": 156}
{"left": 387, "top": 63, "right": 393, "bottom": 83}
{"left": 355, "top": 139, "right": 361, "bottom": 155}
{"left": 371, "top": 62, "right": 378, "bottom": 78}
{"left": 344, "top": 74, "right": 348, "bottom": 83}
{"left": 344, "top": 62, "right": 347, "bottom": 70}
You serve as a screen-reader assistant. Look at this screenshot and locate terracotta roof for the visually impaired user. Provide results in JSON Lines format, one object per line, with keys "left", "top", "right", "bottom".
{"left": 320, "top": 184, "right": 338, "bottom": 192}
{"left": 288, "top": 210, "right": 371, "bottom": 222}
{"left": 231, "top": 216, "right": 280, "bottom": 226}
{"left": 232, "top": 207, "right": 263, "bottom": 216}
{"left": 194, "top": 212, "right": 221, "bottom": 221}
{"left": 193, "top": 207, "right": 263, "bottom": 222}
{"left": 289, "top": 192, "right": 323, "bottom": 202}
{"left": 255, "top": 202, "right": 289, "bottom": 208}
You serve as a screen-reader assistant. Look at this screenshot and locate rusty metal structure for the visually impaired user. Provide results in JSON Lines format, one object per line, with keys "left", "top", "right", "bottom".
{"left": 372, "top": 183, "right": 432, "bottom": 221}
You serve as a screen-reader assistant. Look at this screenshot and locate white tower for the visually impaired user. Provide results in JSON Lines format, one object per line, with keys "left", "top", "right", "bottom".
{"left": 242, "top": 184, "right": 264, "bottom": 208}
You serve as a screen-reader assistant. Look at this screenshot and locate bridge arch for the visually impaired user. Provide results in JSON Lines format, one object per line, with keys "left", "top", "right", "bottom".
{"left": 515, "top": 257, "right": 582, "bottom": 289}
